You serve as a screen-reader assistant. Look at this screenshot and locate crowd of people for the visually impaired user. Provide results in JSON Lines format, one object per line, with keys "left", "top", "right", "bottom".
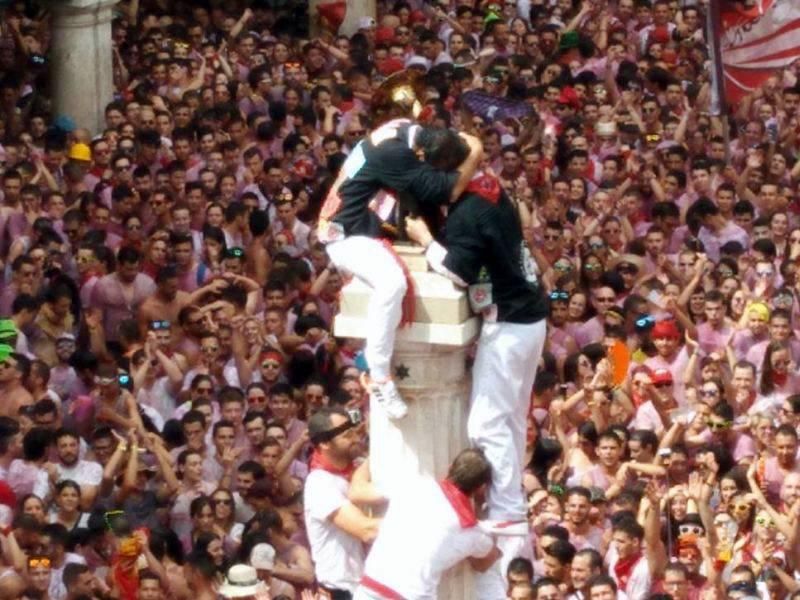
{"left": 0, "top": 0, "right": 798, "bottom": 599}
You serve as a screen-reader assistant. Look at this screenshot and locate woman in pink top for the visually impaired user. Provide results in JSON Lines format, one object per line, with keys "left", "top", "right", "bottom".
{"left": 757, "top": 341, "right": 800, "bottom": 406}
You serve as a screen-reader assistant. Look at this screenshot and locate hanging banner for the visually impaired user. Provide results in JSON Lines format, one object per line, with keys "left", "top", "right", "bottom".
{"left": 718, "top": 0, "right": 800, "bottom": 104}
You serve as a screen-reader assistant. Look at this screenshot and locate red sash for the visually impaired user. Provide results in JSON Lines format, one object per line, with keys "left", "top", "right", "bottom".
{"left": 438, "top": 479, "right": 477, "bottom": 529}
{"left": 360, "top": 576, "right": 405, "bottom": 600}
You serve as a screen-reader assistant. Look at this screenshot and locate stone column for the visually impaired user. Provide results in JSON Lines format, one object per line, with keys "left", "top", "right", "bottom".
{"left": 47, "top": 0, "right": 117, "bottom": 135}
{"left": 335, "top": 245, "right": 479, "bottom": 599}
{"left": 309, "top": 0, "right": 377, "bottom": 38}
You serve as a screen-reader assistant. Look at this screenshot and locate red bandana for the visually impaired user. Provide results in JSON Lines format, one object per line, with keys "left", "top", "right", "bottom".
{"left": 438, "top": 480, "right": 477, "bottom": 528}
{"left": 466, "top": 173, "right": 501, "bottom": 205}
{"left": 309, "top": 450, "right": 355, "bottom": 481}
{"left": 614, "top": 553, "right": 642, "bottom": 592}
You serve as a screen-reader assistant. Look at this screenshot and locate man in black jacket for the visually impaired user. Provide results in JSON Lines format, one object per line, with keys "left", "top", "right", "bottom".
{"left": 406, "top": 129, "right": 548, "bottom": 599}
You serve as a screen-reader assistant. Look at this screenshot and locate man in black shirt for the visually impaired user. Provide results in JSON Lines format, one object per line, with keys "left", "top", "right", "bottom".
{"left": 318, "top": 71, "right": 482, "bottom": 420}
{"left": 406, "top": 129, "right": 548, "bottom": 599}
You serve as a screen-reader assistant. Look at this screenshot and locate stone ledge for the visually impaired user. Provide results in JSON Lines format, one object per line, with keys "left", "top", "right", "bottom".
{"left": 339, "top": 270, "right": 472, "bottom": 325}
{"left": 334, "top": 315, "right": 479, "bottom": 346}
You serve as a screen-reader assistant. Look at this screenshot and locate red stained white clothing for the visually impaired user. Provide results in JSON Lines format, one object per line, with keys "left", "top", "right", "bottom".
{"left": 355, "top": 476, "right": 493, "bottom": 600}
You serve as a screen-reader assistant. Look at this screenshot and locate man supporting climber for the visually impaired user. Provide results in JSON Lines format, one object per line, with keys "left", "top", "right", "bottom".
{"left": 406, "top": 129, "right": 549, "bottom": 598}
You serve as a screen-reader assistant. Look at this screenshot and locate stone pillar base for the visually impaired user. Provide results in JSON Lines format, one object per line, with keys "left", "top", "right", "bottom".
{"left": 47, "top": 0, "right": 117, "bottom": 134}
{"left": 335, "top": 246, "right": 479, "bottom": 600}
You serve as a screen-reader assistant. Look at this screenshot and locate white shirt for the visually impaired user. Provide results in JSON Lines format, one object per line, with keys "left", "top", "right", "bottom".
{"left": 358, "top": 476, "right": 493, "bottom": 599}
{"left": 33, "top": 459, "right": 102, "bottom": 500}
{"left": 49, "top": 552, "right": 86, "bottom": 600}
{"left": 606, "top": 546, "right": 651, "bottom": 600}
{"left": 304, "top": 469, "right": 365, "bottom": 593}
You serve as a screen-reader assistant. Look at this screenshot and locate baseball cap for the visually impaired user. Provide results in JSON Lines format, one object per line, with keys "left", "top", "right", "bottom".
{"left": 358, "top": 16, "right": 376, "bottom": 30}
{"left": 651, "top": 320, "right": 680, "bottom": 340}
{"left": 53, "top": 115, "right": 76, "bottom": 133}
{"left": 0, "top": 319, "right": 17, "bottom": 340}
{"left": 406, "top": 55, "right": 429, "bottom": 71}
{"left": 249, "top": 543, "right": 276, "bottom": 571}
{"left": 0, "top": 344, "right": 13, "bottom": 362}
{"left": 378, "top": 57, "right": 405, "bottom": 76}
{"left": 375, "top": 26, "right": 395, "bottom": 44}
{"left": 651, "top": 368, "right": 673, "bottom": 385}
{"left": 557, "top": 86, "right": 580, "bottom": 109}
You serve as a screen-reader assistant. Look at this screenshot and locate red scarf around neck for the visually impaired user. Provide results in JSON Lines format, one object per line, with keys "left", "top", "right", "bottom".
{"left": 466, "top": 173, "right": 501, "bottom": 204}
{"left": 438, "top": 480, "right": 477, "bottom": 529}
{"left": 309, "top": 449, "right": 355, "bottom": 481}
{"left": 614, "top": 552, "right": 642, "bottom": 592}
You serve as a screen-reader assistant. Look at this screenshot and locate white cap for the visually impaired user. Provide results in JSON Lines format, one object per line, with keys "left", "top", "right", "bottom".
{"left": 249, "top": 543, "right": 276, "bottom": 571}
{"left": 359, "top": 16, "right": 376, "bottom": 29}
{"left": 219, "top": 565, "right": 260, "bottom": 598}
{"left": 596, "top": 121, "right": 617, "bottom": 136}
{"left": 406, "top": 55, "right": 429, "bottom": 70}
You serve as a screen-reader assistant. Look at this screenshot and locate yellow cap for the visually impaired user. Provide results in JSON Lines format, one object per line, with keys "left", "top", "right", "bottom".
{"left": 68, "top": 143, "right": 92, "bottom": 162}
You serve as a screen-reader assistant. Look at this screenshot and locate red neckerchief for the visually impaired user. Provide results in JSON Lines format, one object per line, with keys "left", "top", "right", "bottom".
{"left": 614, "top": 552, "right": 642, "bottom": 592}
{"left": 773, "top": 372, "right": 788, "bottom": 387}
{"left": 309, "top": 450, "right": 354, "bottom": 481}
{"left": 79, "top": 269, "right": 99, "bottom": 286}
{"left": 438, "top": 479, "right": 477, "bottom": 529}
{"left": 465, "top": 172, "right": 501, "bottom": 205}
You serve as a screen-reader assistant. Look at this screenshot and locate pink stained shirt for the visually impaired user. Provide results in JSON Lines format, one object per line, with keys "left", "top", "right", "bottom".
{"left": 644, "top": 348, "right": 691, "bottom": 406}
{"left": 574, "top": 316, "right": 605, "bottom": 348}
{"left": 90, "top": 273, "right": 156, "bottom": 341}
{"left": 762, "top": 457, "right": 800, "bottom": 507}
{"left": 696, "top": 322, "right": 733, "bottom": 357}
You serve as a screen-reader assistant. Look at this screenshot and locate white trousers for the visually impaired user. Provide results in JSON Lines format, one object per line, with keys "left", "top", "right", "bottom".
{"left": 468, "top": 319, "right": 547, "bottom": 521}
{"left": 470, "top": 319, "right": 545, "bottom": 600}
{"left": 325, "top": 236, "right": 407, "bottom": 381}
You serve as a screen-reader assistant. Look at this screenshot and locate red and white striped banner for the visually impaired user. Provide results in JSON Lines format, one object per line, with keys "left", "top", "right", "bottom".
{"left": 718, "top": 0, "right": 800, "bottom": 104}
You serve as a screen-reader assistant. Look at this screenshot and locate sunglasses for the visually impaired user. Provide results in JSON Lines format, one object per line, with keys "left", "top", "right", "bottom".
{"left": 706, "top": 420, "right": 730, "bottom": 430}
{"left": 212, "top": 498, "right": 233, "bottom": 506}
{"left": 150, "top": 320, "right": 170, "bottom": 330}
{"left": 225, "top": 247, "right": 244, "bottom": 258}
{"left": 636, "top": 315, "right": 655, "bottom": 328}
{"left": 104, "top": 509, "right": 125, "bottom": 530}
{"left": 755, "top": 515, "right": 775, "bottom": 528}
{"left": 248, "top": 395, "right": 267, "bottom": 403}
{"left": 261, "top": 362, "right": 281, "bottom": 369}
{"left": 589, "top": 241, "right": 605, "bottom": 249}
{"left": 700, "top": 389, "right": 718, "bottom": 397}
{"left": 584, "top": 263, "right": 602, "bottom": 271}
{"left": 654, "top": 381, "right": 672, "bottom": 388}
{"left": 549, "top": 291, "right": 569, "bottom": 301}
{"left": 28, "top": 557, "right": 51, "bottom": 568}
{"left": 554, "top": 263, "right": 572, "bottom": 272}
